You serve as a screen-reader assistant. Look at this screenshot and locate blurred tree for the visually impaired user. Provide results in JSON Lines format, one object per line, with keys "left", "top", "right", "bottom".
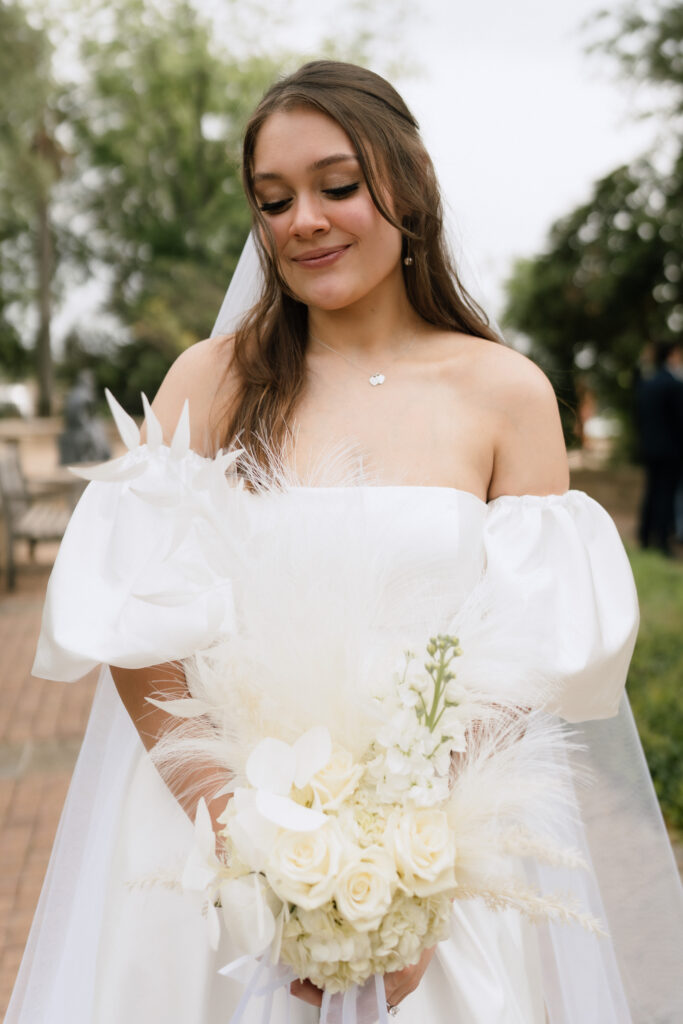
{"left": 0, "top": 0, "right": 67, "bottom": 410}
{"left": 61, "top": 0, "right": 290, "bottom": 407}
{"left": 502, "top": 0, "right": 682, "bottom": 450}
{"left": 587, "top": 1, "right": 683, "bottom": 123}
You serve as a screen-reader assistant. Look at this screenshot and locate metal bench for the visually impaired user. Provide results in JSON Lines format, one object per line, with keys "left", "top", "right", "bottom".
{"left": 0, "top": 443, "right": 78, "bottom": 591}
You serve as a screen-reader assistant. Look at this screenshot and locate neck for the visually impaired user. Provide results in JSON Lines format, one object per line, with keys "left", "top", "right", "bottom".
{"left": 307, "top": 268, "right": 424, "bottom": 358}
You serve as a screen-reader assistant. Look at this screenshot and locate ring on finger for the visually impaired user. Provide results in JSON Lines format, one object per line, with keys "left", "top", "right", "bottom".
{"left": 386, "top": 1001, "right": 400, "bottom": 1016}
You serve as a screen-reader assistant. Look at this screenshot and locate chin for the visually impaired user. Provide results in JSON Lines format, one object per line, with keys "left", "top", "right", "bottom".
{"left": 291, "top": 275, "right": 386, "bottom": 311}
{"left": 289, "top": 283, "right": 359, "bottom": 311}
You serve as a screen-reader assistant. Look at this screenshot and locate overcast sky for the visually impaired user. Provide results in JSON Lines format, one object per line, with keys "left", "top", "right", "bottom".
{"left": 55, "top": 0, "right": 660, "bottom": 338}
{"left": 394, "top": 0, "right": 658, "bottom": 317}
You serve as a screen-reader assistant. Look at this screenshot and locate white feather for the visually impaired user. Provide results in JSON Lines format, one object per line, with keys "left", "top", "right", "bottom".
{"left": 147, "top": 430, "right": 581, "bottom": 869}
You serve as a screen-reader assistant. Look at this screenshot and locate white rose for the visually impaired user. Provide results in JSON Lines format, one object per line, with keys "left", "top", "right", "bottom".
{"left": 310, "top": 748, "right": 364, "bottom": 810}
{"left": 389, "top": 808, "right": 456, "bottom": 896}
{"left": 266, "top": 821, "right": 342, "bottom": 909}
{"left": 334, "top": 845, "right": 397, "bottom": 931}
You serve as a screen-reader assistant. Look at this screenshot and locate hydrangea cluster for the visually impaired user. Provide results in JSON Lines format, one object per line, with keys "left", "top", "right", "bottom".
{"left": 280, "top": 889, "right": 453, "bottom": 993}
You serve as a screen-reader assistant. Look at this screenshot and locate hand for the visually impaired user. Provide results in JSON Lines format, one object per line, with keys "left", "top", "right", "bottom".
{"left": 289, "top": 977, "right": 323, "bottom": 1008}
{"left": 289, "top": 944, "right": 438, "bottom": 1011}
{"left": 384, "top": 944, "right": 437, "bottom": 1010}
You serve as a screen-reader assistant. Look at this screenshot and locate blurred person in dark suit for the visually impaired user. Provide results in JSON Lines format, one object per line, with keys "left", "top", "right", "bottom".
{"left": 635, "top": 340, "right": 683, "bottom": 556}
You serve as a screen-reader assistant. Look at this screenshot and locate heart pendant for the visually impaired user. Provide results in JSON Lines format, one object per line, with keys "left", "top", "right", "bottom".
{"left": 369, "top": 373, "right": 385, "bottom": 386}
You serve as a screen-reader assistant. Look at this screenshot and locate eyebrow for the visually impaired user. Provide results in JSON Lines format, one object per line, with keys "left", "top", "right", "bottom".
{"left": 253, "top": 153, "right": 359, "bottom": 183}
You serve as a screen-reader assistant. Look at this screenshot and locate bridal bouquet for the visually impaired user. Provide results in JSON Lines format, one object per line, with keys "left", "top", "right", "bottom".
{"left": 151, "top": 633, "right": 601, "bottom": 995}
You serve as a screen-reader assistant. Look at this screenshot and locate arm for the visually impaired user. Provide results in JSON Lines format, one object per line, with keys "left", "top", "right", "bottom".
{"left": 111, "top": 335, "right": 238, "bottom": 833}
{"left": 110, "top": 662, "right": 230, "bottom": 834}
{"left": 485, "top": 347, "right": 569, "bottom": 500}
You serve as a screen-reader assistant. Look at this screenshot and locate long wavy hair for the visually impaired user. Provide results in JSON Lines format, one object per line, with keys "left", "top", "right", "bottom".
{"left": 218, "top": 60, "right": 501, "bottom": 466}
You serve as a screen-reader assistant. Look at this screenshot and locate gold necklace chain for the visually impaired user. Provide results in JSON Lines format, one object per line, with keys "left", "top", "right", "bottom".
{"left": 309, "top": 331, "right": 416, "bottom": 387}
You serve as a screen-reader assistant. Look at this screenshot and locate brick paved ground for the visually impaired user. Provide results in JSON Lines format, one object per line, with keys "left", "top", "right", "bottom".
{"left": 0, "top": 447, "right": 680, "bottom": 1018}
{"left": 0, "top": 556, "right": 98, "bottom": 1015}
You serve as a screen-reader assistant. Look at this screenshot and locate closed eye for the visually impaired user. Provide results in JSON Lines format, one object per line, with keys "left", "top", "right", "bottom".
{"left": 258, "top": 182, "right": 361, "bottom": 215}
{"left": 324, "top": 182, "right": 360, "bottom": 199}
{"left": 259, "top": 198, "right": 290, "bottom": 214}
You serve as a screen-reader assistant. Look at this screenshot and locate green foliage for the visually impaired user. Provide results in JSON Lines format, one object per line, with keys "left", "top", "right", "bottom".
{"left": 0, "top": 315, "right": 31, "bottom": 379}
{"left": 627, "top": 545, "right": 683, "bottom": 829}
{"left": 503, "top": 157, "right": 682, "bottom": 447}
{"left": 503, "top": 2, "right": 683, "bottom": 451}
{"left": 587, "top": 1, "right": 683, "bottom": 119}
{"left": 59, "top": 0, "right": 284, "bottom": 404}
{"left": 0, "top": 2, "right": 55, "bottom": 367}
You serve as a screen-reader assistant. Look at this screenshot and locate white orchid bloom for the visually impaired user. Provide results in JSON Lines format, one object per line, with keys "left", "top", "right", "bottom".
{"left": 223, "top": 727, "right": 332, "bottom": 871}
{"left": 218, "top": 874, "right": 281, "bottom": 957}
{"left": 183, "top": 798, "right": 282, "bottom": 956}
{"left": 181, "top": 797, "right": 228, "bottom": 950}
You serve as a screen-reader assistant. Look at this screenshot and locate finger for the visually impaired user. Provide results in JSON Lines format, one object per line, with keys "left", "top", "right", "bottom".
{"left": 290, "top": 978, "right": 323, "bottom": 1007}
{"left": 384, "top": 980, "right": 410, "bottom": 1006}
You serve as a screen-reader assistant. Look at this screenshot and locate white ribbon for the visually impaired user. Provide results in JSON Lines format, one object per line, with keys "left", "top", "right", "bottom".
{"left": 219, "top": 955, "right": 296, "bottom": 1023}
{"left": 220, "top": 956, "right": 390, "bottom": 1024}
{"left": 375, "top": 974, "right": 390, "bottom": 1024}
{"left": 342, "top": 986, "right": 357, "bottom": 1024}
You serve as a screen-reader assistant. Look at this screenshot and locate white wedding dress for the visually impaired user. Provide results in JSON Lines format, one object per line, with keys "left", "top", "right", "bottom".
{"left": 6, "top": 406, "right": 683, "bottom": 1024}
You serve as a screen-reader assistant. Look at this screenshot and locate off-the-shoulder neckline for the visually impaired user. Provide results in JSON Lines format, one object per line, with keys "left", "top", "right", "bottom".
{"left": 273, "top": 484, "right": 579, "bottom": 509}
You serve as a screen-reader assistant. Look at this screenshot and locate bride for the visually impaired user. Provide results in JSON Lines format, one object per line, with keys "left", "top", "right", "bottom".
{"left": 7, "top": 60, "right": 683, "bottom": 1023}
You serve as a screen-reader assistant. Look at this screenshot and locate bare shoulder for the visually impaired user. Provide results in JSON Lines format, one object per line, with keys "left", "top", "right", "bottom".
{"left": 145, "top": 334, "right": 238, "bottom": 455}
{"left": 446, "top": 334, "right": 553, "bottom": 402}
{"left": 437, "top": 333, "right": 569, "bottom": 498}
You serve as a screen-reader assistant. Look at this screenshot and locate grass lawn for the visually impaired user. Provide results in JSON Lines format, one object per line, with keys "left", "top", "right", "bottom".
{"left": 626, "top": 546, "right": 683, "bottom": 831}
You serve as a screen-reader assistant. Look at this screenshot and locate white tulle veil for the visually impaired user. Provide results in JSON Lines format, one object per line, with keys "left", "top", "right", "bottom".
{"left": 209, "top": 227, "right": 683, "bottom": 1023}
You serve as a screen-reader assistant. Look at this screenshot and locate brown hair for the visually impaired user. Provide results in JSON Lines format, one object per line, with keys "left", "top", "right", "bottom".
{"left": 220, "top": 60, "right": 501, "bottom": 466}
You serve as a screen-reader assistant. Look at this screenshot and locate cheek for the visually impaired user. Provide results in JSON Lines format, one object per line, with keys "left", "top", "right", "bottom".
{"left": 362, "top": 214, "right": 402, "bottom": 270}
{"left": 336, "top": 198, "right": 402, "bottom": 268}
{"left": 258, "top": 219, "right": 287, "bottom": 254}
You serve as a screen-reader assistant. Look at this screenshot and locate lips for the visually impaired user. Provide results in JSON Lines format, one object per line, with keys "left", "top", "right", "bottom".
{"left": 291, "top": 245, "right": 351, "bottom": 268}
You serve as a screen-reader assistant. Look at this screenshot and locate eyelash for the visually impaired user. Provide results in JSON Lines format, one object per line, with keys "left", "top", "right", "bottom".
{"left": 258, "top": 182, "right": 360, "bottom": 214}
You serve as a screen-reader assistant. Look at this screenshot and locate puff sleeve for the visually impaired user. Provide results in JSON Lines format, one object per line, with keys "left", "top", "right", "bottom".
{"left": 32, "top": 399, "right": 241, "bottom": 683}
{"left": 482, "top": 490, "right": 639, "bottom": 723}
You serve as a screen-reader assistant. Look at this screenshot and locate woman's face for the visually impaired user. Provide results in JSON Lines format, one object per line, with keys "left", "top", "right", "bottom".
{"left": 251, "top": 107, "right": 403, "bottom": 311}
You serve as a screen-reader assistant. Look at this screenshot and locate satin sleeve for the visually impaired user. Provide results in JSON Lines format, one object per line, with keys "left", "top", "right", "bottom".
{"left": 32, "top": 426, "right": 240, "bottom": 683}
{"left": 482, "top": 490, "right": 639, "bottom": 723}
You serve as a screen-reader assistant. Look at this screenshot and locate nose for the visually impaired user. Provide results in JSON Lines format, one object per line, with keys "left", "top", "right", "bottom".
{"left": 288, "top": 192, "right": 330, "bottom": 238}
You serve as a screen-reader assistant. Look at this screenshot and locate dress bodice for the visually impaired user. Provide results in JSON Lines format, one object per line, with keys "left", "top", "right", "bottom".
{"left": 230, "top": 485, "right": 488, "bottom": 634}
{"left": 33, "top": 422, "right": 639, "bottom": 728}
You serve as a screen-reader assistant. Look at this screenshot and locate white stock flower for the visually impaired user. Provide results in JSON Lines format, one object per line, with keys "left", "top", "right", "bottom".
{"left": 266, "top": 820, "right": 343, "bottom": 909}
{"left": 334, "top": 845, "right": 397, "bottom": 931}
{"left": 376, "top": 707, "right": 422, "bottom": 750}
{"left": 440, "top": 707, "right": 468, "bottom": 751}
{"left": 444, "top": 679, "right": 467, "bottom": 703}
{"left": 310, "top": 748, "right": 364, "bottom": 810}
{"left": 389, "top": 807, "right": 457, "bottom": 896}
